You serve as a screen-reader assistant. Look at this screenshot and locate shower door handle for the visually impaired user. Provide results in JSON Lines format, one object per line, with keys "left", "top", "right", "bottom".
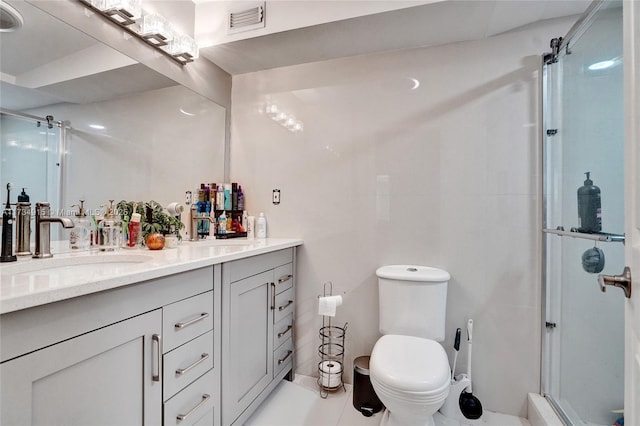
{"left": 598, "top": 267, "right": 632, "bottom": 298}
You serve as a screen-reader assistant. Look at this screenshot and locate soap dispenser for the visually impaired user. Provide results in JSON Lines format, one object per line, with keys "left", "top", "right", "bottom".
{"left": 15, "top": 188, "right": 31, "bottom": 256}
{"left": 577, "top": 172, "right": 602, "bottom": 233}
{"left": 98, "top": 200, "right": 121, "bottom": 251}
{"left": 70, "top": 200, "right": 91, "bottom": 250}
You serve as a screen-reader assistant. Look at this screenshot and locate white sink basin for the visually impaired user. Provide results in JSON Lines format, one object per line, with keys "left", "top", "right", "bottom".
{"left": 0, "top": 254, "right": 153, "bottom": 276}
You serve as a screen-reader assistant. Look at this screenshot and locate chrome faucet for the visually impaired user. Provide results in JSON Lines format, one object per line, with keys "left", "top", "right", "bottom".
{"left": 189, "top": 204, "right": 216, "bottom": 241}
{"left": 33, "top": 202, "right": 74, "bottom": 259}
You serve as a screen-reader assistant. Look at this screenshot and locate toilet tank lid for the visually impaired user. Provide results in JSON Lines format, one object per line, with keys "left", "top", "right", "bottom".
{"left": 376, "top": 265, "right": 450, "bottom": 282}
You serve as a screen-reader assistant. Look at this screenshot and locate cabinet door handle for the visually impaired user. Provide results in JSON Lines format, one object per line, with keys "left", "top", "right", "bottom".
{"left": 175, "top": 312, "right": 209, "bottom": 329}
{"left": 278, "top": 350, "right": 293, "bottom": 365}
{"left": 278, "top": 300, "right": 294, "bottom": 311}
{"left": 176, "top": 353, "right": 210, "bottom": 376}
{"left": 152, "top": 334, "right": 162, "bottom": 382}
{"left": 270, "top": 282, "right": 276, "bottom": 310}
{"left": 277, "top": 325, "right": 293, "bottom": 338}
{"left": 278, "top": 274, "right": 293, "bottom": 284}
{"left": 176, "top": 394, "right": 210, "bottom": 422}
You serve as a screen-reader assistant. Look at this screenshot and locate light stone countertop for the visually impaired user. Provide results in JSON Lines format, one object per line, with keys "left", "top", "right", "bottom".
{"left": 0, "top": 238, "right": 303, "bottom": 315}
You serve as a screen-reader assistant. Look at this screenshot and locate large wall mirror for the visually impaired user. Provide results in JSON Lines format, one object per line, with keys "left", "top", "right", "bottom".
{"left": 0, "top": 0, "right": 226, "bottom": 234}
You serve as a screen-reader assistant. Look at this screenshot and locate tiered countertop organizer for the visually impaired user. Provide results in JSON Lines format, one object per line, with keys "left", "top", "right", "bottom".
{"left": 317, "top": 282, "right": 347, "bottom": 398}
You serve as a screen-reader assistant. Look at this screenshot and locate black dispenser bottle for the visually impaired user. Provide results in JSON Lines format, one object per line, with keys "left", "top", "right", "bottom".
{"left": 1, "top": 183, "right": 17, "bottom": 262}
{"left": 577, "top": 172, "right": 602, "bottom": 233}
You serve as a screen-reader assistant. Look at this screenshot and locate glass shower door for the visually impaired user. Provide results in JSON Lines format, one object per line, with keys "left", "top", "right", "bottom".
{"left": 542, "top": 2, "right": 624, "bottom": 425}
{"left": 0, "top": 111, "right": 62, "bottom": 222}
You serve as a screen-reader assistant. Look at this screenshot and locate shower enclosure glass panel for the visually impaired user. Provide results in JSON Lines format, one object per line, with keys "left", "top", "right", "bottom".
{"left": 542, "top": 2, "right": 624, "bottom": 425}
{"left": 0, "top": 112, "right": 62, "bottom": 219}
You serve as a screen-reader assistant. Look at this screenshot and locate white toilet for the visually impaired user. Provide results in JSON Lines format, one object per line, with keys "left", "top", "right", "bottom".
{"left": 369, "top": 265, "right": 451, "bottom": 426}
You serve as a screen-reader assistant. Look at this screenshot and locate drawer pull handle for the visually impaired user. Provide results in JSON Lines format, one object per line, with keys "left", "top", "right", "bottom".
{"left": 278, "top": 350, "right": 293, "bottom": 365}
{"left": 278, "top": 274, "right": 293, "bottom": 284}
{"left": 270, "top": 282, "right": 276, "bottom": 310}
{"left": 278, "top": 300, "right": 294, "bottom": 311}
{"left": 152, "top": 334, "right": 162, "bottom": 382}
{"left": 175, "top": 312, "right": 209, "bottom": 329}
{"left": 176, "top": 353, "right": 210, "bottom": 376}
{"left": 177, "top": 394, "right": 210, "bottom": 422}
{"left": 277, "top": 325, "right": 293, "bottom": 338}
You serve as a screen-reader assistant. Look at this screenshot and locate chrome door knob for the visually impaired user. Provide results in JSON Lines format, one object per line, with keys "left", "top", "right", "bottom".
{"left": 598, "top": 266, "right": 632, "bottom": 298}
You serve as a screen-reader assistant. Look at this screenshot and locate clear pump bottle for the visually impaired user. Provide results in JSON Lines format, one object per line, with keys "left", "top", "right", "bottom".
{"left": 98, "top": 200, "right": 121, "bottom": 251}
{"left": 70, "top": 200, "right": 91, "bottom": 250}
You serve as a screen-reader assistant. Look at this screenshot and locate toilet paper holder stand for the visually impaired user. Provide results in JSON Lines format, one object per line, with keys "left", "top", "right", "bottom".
{"left": 317, "top": 281, "right": 348, "bottom": 398}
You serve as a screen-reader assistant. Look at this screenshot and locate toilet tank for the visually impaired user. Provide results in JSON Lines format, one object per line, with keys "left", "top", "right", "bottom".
{"left": 376, "top": 265, "right": 450, "bottom": 341}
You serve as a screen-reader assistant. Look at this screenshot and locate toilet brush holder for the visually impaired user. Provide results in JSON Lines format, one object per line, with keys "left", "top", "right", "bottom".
{"left": 439, "top": 374, "right": 483, "bottom": 422}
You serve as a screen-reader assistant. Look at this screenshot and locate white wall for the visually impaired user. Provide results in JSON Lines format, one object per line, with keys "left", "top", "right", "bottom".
{"left": 230, "top": 16, "right": 575, "bottom": 417}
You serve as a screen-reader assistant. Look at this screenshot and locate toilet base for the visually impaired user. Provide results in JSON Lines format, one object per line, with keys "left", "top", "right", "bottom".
{"left": 379, "top": 409, "right": 435, "bottom": 426}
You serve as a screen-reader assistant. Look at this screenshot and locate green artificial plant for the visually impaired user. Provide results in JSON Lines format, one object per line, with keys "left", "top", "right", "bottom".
{"left": 117, "top": 200, "right": 184, "bottom": 242}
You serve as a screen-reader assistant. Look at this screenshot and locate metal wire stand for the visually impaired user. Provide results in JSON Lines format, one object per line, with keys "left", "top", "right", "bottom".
{"left": 317, "top": 281, "right": 348, "bottom": 398}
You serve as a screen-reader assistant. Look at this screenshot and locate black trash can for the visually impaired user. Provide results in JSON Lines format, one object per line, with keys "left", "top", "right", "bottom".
{"left": 353, "top": 356, "right": 383, "bottom": 417}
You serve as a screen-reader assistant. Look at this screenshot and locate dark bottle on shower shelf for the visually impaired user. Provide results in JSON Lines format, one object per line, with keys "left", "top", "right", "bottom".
{"left": 577, "top": 171, "right": 602, "bottom": 233}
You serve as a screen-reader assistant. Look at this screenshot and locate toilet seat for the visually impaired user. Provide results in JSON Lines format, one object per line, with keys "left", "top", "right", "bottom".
{"left": 370, "top": 334, "right": 450, "bottom": 394}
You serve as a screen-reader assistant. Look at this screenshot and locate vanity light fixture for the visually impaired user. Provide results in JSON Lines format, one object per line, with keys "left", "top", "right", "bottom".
{"left": 80, "top": 0, "right": 198, "bottom": 65}
{"left": 91, "top": 0, "right": 141, "bottom": 25}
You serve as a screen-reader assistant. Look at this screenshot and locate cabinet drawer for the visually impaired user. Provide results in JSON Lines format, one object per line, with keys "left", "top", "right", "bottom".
{"left": 273, "top": 263, "right": 293, "bottom": 294}
{"left": 274, "top": 287, "right": 294, "bottom": 324}
{"left": 273, "top": 338, "right": 294, "bottom": 378}
{"left": 273, "top": 313, "right": 293, "bottom": 350}
{"left": 227, "top": 248, "right": 293, "bottom": 282}
{"left": 164, "top": 369, "right": 215, "bottom": 426}
{"left": 164, "top": 291, "right": 214, "bottom": 352}
{"left": 164, "top": 330, "right": 214, "bottom": 400}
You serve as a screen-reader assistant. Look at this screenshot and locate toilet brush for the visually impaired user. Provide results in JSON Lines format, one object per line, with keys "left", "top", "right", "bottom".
{"left": 459, "top": 319, "right": 483, "bottom": 419}
{"left": 451, "top": 328, "right": 461, "bottom": 378}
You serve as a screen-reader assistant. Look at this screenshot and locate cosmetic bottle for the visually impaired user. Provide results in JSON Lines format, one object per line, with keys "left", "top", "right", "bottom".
{"left": 128, "top": 212, "right": 141, "bottom": 247}
{"left": 70, "top": 200, "right": 91, "bottom": 251}
{"left": 218, "top": 211, "right": 227, "bottom": 235}
{"left": 224, "top": 184, "right": 232, "bottom": 210}
{"left": 232, "top": 183, "right": 238, "bottom": 210}
{"left": 217, "top": 186, "right": 225, "bottom": 211}
{"left": 247, "top": 215, "right": 255, "bottom": 239}
{"left": 237, "top": 185, "right": 245, "bottom": 211}
{"left": 242, "top": 210, "right": 248, "bottom": 232}
{"left": 256, "top": 212, "right": 267, "bottom": 239}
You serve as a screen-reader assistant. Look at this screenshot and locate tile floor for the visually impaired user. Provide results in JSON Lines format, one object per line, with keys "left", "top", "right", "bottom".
{"left": 245, "top": 375, "right": 531, "bottom": 426}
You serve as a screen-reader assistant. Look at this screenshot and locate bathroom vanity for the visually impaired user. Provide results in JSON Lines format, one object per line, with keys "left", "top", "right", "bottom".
{"left": 0, "top": 238, "right": 302, "bottom": 426}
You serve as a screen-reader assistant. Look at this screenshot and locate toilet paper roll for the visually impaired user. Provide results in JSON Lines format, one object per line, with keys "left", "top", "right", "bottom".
{"left": 318, "top": 295, "right": 342, "bottom": 317}
{"left": 319, "top": 360, "right": 343, "bottom": 388}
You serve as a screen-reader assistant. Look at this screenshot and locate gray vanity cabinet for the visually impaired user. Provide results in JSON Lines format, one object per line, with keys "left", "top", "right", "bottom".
{"left": 221, "top": 248, "right": 296, "bottom": 426}
{"left": 0, "top": 265, "right": 218, "bottom": 426}
{"left": 0, "top": 309, "right": 163, "bottom": 425}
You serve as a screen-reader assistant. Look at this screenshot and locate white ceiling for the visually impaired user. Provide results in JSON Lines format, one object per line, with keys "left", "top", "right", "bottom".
{"left": 0, "top": 0, "right": 177, "bottom": 111}
{"left": 199, "top": 0, "right": 591, "bottom": 75}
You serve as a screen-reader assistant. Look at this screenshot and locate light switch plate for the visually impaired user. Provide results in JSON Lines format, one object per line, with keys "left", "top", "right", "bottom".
{"left": 272, "top": 189, "right": 280, "bottom": 205}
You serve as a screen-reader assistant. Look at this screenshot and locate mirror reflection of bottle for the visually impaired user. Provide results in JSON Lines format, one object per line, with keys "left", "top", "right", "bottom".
{"left": 577, "top": 172, "right": 602, "bottom": 233}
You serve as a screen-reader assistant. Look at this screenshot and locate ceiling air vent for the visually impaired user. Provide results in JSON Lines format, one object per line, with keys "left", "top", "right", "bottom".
{"left": 227, "top": 3, "right": 265, "bottom": 35}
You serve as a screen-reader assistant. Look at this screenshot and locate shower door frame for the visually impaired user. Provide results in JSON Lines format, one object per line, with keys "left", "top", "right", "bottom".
{"left": 0, "top": 108, "right": 67, "bottom": 218}
{"left": 540, "top": 0, "right": 624, "bottom": 424}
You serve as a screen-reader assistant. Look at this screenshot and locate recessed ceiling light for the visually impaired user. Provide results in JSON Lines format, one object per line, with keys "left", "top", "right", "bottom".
{"left": 588, "top": 59, "right": 619, "bottom": 71}
{"left": 89, "top": 124, "right": 106, "bottom": 130}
